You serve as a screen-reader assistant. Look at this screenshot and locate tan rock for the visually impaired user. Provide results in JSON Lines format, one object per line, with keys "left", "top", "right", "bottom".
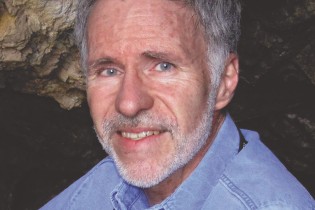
{"left": 0, "top": 0, "right": 83, "bottom": 109}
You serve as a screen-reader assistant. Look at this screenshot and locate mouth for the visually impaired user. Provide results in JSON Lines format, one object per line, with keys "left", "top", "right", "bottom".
{"left": 120, "top": 130, "right": 161, "bottom": 141}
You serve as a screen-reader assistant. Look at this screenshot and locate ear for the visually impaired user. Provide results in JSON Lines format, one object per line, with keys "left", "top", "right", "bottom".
{"left": 214, "top": 53, "right": 239, "bottom": 111}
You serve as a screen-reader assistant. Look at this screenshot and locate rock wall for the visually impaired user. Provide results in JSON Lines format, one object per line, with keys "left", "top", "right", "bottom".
{"left": 0, "top": 0, "right": 314, "bottom": 209}
{"left": 0, "top": 0, "right": 84, "bottom": 110}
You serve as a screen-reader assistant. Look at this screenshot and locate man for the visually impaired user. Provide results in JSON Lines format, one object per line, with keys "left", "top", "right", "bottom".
{"left": 41, "top": 0, "right": 315, "bottom": 209}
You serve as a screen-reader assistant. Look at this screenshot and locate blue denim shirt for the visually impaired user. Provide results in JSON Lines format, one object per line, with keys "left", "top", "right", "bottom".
{"left": 41, "top": 115, "right": 315, "bottom": 210}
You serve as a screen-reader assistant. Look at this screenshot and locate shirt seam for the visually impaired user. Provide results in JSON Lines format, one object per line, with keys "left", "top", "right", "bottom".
{"left": 256, "top": 200, "right": 301, "bottom": 210}
{"left": 220, "top": 174, "right": 258, "bottom": 210}
{"left": 127, "top": 189, "right": 142, "bottom": 210}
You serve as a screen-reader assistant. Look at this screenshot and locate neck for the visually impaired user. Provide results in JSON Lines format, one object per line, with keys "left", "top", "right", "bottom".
{"left": 143, "top": 111, "right": 225, "bottom": 206}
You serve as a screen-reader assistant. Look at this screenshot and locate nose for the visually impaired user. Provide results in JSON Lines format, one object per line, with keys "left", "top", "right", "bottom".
{"left": 115, "top": 72, "right": 154, "bottom": 117}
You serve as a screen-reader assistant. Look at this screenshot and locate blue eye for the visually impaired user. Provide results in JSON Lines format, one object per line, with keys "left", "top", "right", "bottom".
{"left": 100, "top": 68, "right": 119, "bottom": 77}
{"left": 155, "top": 62, "right": 173, "bottom": 72}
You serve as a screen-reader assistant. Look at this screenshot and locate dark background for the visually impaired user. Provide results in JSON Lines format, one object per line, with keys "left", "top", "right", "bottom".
{"left": 1, "top": 0, "right": 315, "bottom": 209}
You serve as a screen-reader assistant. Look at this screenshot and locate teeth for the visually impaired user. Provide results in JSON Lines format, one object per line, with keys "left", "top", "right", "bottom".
{"left": 121, "top": 131, "right": 161, "bottom": 141}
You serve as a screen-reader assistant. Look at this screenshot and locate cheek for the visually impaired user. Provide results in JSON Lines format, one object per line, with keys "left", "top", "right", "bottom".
{"left": 87, "top": 85, "right": 114, "bottom": 127}
{"left": 180, "top": 96, "right": 207, "bottom": 130}
{"left": 87, "top": 87, "right": 101, "bottom": 114}
{"left": 164, "top": 82, "right": 210, "bottom": 133}
{"left": 87, "top": 88, "right": 102, "bottom": 131}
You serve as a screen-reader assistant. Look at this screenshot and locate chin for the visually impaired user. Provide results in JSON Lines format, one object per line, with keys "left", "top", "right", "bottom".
{"left": 111, "top": 152, "right": 177, "bottom": 188}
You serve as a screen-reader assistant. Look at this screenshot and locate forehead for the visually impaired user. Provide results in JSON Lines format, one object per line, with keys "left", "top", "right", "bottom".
{"left": 87, "top": 0, "right": 205, "bottom": 63}
{"left": 89, "top": 0, "right": 195, "bottom": 24}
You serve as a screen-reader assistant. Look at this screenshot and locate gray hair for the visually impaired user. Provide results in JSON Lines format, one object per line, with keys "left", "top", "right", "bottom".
{"left": 74, "top": 0, "right": 241, "bottom": 90}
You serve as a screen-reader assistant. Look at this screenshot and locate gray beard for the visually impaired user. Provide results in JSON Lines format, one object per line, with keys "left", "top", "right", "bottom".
{"left": 96, "top": 91, "right": 216, "bottom": 188}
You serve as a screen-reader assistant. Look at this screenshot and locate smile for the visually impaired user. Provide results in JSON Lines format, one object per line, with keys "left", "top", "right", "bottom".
{"left": 121, "top": 131, "right": 161, "bottom": 141}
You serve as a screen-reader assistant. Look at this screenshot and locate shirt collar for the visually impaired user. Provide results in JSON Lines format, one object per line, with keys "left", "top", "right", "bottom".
{"left": 111, "top": 114, "right": 240, "bottom": 210}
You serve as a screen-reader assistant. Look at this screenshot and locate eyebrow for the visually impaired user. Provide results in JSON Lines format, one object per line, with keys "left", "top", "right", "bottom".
{"left": 88, "top": 57, "right": 124, "bottom": 70}
{"left": 142, "top": 51, "right": 180, "bottom": 62}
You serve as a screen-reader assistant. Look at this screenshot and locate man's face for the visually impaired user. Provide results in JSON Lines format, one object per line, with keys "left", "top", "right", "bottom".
{"left": 87, "top": 0, "right": 215, "bottom": 187}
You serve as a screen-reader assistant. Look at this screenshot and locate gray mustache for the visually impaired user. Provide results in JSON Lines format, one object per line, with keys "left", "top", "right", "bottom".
{"left": 101, "top": 112, "right": 177, "bottom": 135}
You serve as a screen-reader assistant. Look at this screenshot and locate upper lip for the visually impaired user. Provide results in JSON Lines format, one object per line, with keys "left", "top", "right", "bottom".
{"left": 118, "top": 126, "right": 164, "bottom": 133}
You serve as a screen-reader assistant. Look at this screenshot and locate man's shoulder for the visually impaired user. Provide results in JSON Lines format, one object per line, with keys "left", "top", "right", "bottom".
{"left": 40, "top": 157, "right": 121, "bottom": 210}
{"left": 214, "top": 129, "right": 314, "bottom": 209}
